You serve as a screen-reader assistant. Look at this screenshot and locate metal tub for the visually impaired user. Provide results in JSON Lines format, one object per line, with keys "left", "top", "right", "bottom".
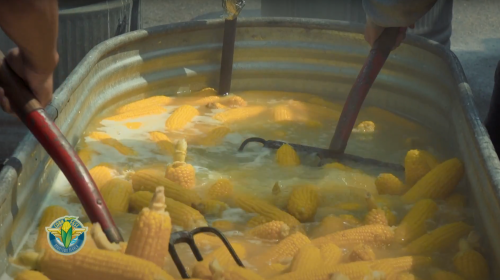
{"left": 1, "top": 18, "right": 499, "bottom": 276}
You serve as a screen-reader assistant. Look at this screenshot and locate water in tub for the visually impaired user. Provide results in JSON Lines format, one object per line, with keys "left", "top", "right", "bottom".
{"left": 5, "top": 89, "right": 476, "bottom": 279}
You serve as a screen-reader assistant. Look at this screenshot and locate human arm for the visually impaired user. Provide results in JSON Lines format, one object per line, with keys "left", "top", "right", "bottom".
{"left": 362, "top": 0, "right": 437, "bottom": 48}
{"left": 0, "top": 0, "right": 59, "bottom": 113}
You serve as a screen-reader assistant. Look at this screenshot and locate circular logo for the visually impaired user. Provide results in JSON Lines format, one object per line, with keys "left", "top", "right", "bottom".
{"left": 45, "top": 216, "right": 88, "bottom": 255}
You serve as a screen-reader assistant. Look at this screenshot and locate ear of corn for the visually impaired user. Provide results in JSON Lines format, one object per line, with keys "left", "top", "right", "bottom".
{"left": 348, "top": 244, "right": 376, "bottom": 262}
{"left": 78, "top": 147, "right": 97, "bottom": 165}
{"left": 310, "top": 215, "right": 345, "bottom": 239}
{"left": 247, "top": 215, "right": 274, "bottom": 228}
{"left": 288, "top": 100, "right": 341, "bottom": 121}
{"left": 276, "top": 144, "right": 300, "bottom": 167}
{"left": 273, "top": 105, "right": 295, "bottom": 123}
{"left": 196, "top": 199, "right": 229, "bottom": 217}
{"left": 105, "top": 106, "right": 168, "bottom": 121}
{"left": 194, "top": 233, "right": 226, "bottom": 250}
{"left": 210, "top": 259, "right": 264, "bottom": 280}
{"left": 253, "top": 232, "right": 310, "bottom": 265}
{"left": 355, "top": 121, "right": 376, "bottom": 133}
{"left": 89, "top": 164, "right": 115, "bottom": 189}
{"left": 318, "top": 242, "right": 343, "bottom": 266}
{"left": 338, "top": 214, "right": 362, "bottom": 227}
{"left": 404, "top": 149, "right": 440, "bottom": 187}
{"left": 220, "top": 95, "right": 248, "bottom": 108}
{"left": 16, "top": 248, "right": 175, "bottom": 280}
{"left": 165, "top": 196, "right": 207, "bottom": 230}
{"left": 311, "top": 224, "right": 395, "bottom": 248}
{"left": 402, "top": 158, "right": 464, "bottom": 203}
{"left": 234, "top": 195, "right": 301, "bottom": 229}
{"left": 452, "top": 238, "right": 489, "bottom": 280}
{"left": 246, "top": 220, "right": 290, "bottom": 240}
{"left": 364, "top": 208, "right": 389, "bottom": 226}
{"left": 88, "top": 132, "right": 137, "bottom": 156}
{"left": 212, "top": 220, "right": 237, "bottom": 231}
{"left": 82, "top": 222, "right": 98, "bottom": 249}
{"left": 197, "top": 126, "right": 231, "bottom": 146}
{"left": 213, "top": 106, "right": 266, "bottom": 123}
{"left": 287, "top": 184, "right": 319, "bottom": 222}
{"left": 165, "top": 139, "right": 196, "bottom": 189}
{"left": 404, "top": 221, "right": 473, "bottom": 255}
{"left": 192, "top": 95, "right": 220, "bottom": 106}
{"left": 100, "top": 178, "right": 132, "bottom": 214}
{"left": 131, "top": 169, "right": 201, "bottom": 207}
{"left": 14, "top": 270, "right": 49, "bottom": 280}
{"left": 89, "top": 223, "right": 126, "bottom": 253}
{"left": 206, "top": 102, "right": 228, "bottom": 109}
{"left": 207, "top": 179, "right": 234, "bottom": 200}
{"left": 165, "top": 105, "right": 199, "bottom": 130}
{"left": 191, "top": 87, "right": 218, "bottom": 97}
{"left": 369, "top": 256, "right": 432, "bottom": 279}
{"left": 149, "top": 131, "right": 175, "bottom": 155}
{"left": 115, "top": 96, "right": 172, "bottom": 114}
{"left": 34, "top": 206, "right": 69, "bottom": 252}
{"left": 192, "top": 243, "right": 247, "bottom": 279}
{"left": 431, "top": 269, "right": 466, "bottom": 280}
{"left": 375, "top": 173, "right": 407, "bottom": 195}
{"left": 289, "top": 244, "right": 323, "bottom": 272}
{"left": 125, "top": 187, "right": 172, "bottom": 267}
{"left": 129, "top": 191, "right": 154, "bottom": 213}
{"left": 395, "top": 199, "right": 438, "bottom": 244}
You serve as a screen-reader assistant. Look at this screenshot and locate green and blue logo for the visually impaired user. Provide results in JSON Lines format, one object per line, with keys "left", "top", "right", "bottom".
{"left": 46, "top": 216, "right": 88, "bottom": 255}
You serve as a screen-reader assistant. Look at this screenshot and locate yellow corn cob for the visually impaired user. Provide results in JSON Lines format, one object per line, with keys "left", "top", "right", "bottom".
{"left": 210, "top": 259, "right": 264, "bottom": 280}
{"left": 15, "top": 248, "right": 175, "bottom": 280}
{"left": 125, "top": 187, "right": 172, "bottom": 267}
{"left": 273, "top": 105, "right": 295, "bottom": 122}
{"left": 130, "top": 168, "right": 201, "bottom": 207}
{"left": 115, "top": 96, "right": 172, "bottom": 114}
{"left": 364, "top": 208, "right": 389, "bottom": 226}
{"left": 88, "top": 132, "right": 137, "bottom": 156}
{"left": 165, "top": 105, "right": 199, "bottom": 130}
{"left": 246, "top": 220, "right": 290, "bottom": 240}
{"left": 129, "top": 191, "right": 153, "bottom": 212}
{"left": 287, "top": 184, "right": 319, "bottom": 222}
{"left": 125, "top": 122, "right": 142, "bottom": 129}
{"left": 206, "top": 102, "right": 228, "bottom": 109}
{"left": 149, "top": 131, "right": 175, "bottom": 155}
{"left": 89, "top": 164, "right": 115, "bottom": 189}
{"left": 396, "top": 273, "right": 421, "bottom": 280}
{"left": 288, "top": 100, "right": 341, "bottom": 121}
{"left": 105, "top": 106, "right": 168, "bottom": 121}
{"left": 289, "top": 244, "right": 323, "bottom": 272}
{"left": 404, "top": 221, "right": 473, "bottom": 254}
{"left": 402, "top": 158, "right": 464, "bottom": 203}
{"left": 431, "top": 270, "right": 466, "bottom": 280}
{"left": 404, "top": 149, "right": 440, "bottom": 187}
{"left": 270, "top": 261, "right": 374, "bottom": 280}
{"left": 221, "top": 95, "right": 248, "bottom": 108}
{"left": 165, "top": 139, "right": 196, "bottom": 189}
{"left": 339, "top": 214, "right": 362, "bottom": 226}
{"left": 89, "top": 223, "right": 126, "bottom": 253}
{"left": 356, "top": 121, "right": 376, "bottom": 133}
{"left": 194, "top": 233, "right": 226, "bottom": 250}
{"left": 276, "top": 144, "right": 300, "bottom": 167}
{"left": 369, "top": 256, "right": 432, "bottom": 279}
{"left": 34, "top": 205, "right": 69, "bottom": 252}
{"left": 375, "top": 173, "right": 407, "bottom": 195}
{"left": 310, "top": 215, "right": 345, "bottom": 239}
{"left": 78, "top": 147, "right": 97, "bottom": 165}
{"left": 312, "top": 224, "right": 395, "bottom": 248}
{"left": 197, "top": 199, "right": 229, "bottom": 217}
{"left": 213, "top": 106, "right": 266, "bottom": 123}
{"left": 165, "top": 196, "right": 208, "bottom": 230}
{"left": 100, "top": 178, "right": 132, "bottom": 213}
{"left": 207, "top": 178, "right": 234, "bottom": 200}
{"left": 348, "top": 244, "right": 376, "bottom": 262}
{"left": 234, "top": 195, "right": 301, "bottom": 228}
{"left": 196, "top": 126, "right": 231, "bottom": 146}
{"left": 395, "top": 199, "right": 438, "bottom": 244}
{"left": 192, "top": 95, "right": 220, "bottom": 106}
{"left": 192, "top": 243, "right": 247, "bottom": 279}
{"left": 212, "top": 220, "right": 237, "bottom": 231}
{"left": 83, "top": 222, "right": 98, "bottom": 249}
{"left": 246, "top": 215, "right": 274, "bottom": 228}
{"left": 254, "top": 232, "right": 310, "bottom": 265}
{"left": 14, "top": 270, "right": 49, "bottom": 280}
{"left": 319, "top": 242, "right": 343, "bottom": 266}
{"left": 191, "top": 87, "right": 218, "bottom": 97}
{"left": 453, "top": 238, "right": 489, "bottom": 280}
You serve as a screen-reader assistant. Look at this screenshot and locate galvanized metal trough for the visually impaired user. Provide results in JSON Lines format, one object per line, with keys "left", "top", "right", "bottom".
{"left": 0, "top": 18, "right": 499, "bottom": 277}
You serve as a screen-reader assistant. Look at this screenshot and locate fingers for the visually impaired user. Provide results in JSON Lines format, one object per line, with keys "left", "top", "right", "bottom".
{"left": 391, "top": 27, "right": 408, "bottom": 50}
{"left": 0, "top": 87, "right": 13, "bottom": 114}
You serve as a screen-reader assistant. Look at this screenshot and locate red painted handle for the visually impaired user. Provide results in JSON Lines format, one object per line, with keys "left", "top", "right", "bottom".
{"left": 0, "top": 60, "right": 123, "bottom": 243}
{"left": 328, "top": 27, "right": 400, "bottom": 153}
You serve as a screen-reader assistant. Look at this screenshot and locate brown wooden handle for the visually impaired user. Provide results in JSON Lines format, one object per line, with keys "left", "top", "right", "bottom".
{"left": 0, "top": 59, "right": 42, "bottom": 118}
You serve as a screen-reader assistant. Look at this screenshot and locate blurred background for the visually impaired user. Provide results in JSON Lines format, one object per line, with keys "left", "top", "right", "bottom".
{"left": 0, "top": 0, "right": 498, "bottom": 159}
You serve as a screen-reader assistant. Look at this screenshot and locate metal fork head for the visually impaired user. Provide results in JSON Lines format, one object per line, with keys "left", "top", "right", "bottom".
{"left": 169, "top": 226, "right": 244, "bottom": 279}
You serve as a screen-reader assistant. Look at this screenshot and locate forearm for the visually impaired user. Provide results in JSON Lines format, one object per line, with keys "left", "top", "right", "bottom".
{"left": 0, "top": 0, "right": 59, "bottom": 73}
{"left": 362, "top": 0, "right": 438, "bottom": 27}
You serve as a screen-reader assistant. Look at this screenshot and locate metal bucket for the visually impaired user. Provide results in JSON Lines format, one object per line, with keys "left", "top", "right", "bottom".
{"left": 1, "top": 18, "right": 499, "bottom": 277}
{"left": 0, "top": 0, "right": 141, "bottom": 89}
